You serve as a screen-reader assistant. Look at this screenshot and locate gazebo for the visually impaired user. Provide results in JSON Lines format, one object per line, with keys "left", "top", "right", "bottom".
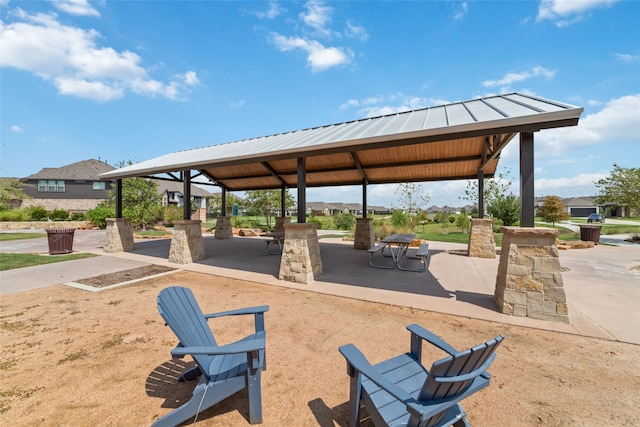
{"left": 100, "top": 92, "right": 582, "bottom": 322}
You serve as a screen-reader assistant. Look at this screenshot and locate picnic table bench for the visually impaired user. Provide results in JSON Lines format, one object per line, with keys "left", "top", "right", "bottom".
{"left": 368, "top": 233, "right": 430, "bottom": 272}
{"left": 263, "top": 231, "right": 285, "bottom": 255}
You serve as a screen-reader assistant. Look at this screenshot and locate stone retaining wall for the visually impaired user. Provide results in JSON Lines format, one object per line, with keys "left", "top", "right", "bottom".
{"left": 0, "top": 221, "right": 93, "bottom": 230}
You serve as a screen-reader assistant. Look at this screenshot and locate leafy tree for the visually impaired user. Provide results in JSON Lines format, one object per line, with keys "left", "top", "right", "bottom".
{"left": 595, "top": 164, "right": 640, "bottom": 216}
{"left": 244, "top": 189, "right": 294, "bottom": 228}
{"left": 86, "top": 204, "right": 115, "bottom": 229}
{"left": 538, "top": 195, "right": 570, "bottom": 226}
{"left": 455, "top": 209, "right": 471, "bottom": 233}
{"left": 334, "top": 212, "right": 356, "bottom": 230}
{"left": 487, "top": 194, "right": 519, "bottom": 226}
{"left": 121, "top": 177, "right": 162, "bottom": 230}
{"left": 207, "top": 193, "right": 245, "bottom": 217}
{"left": 434, "top": 211, "right": 450, "bottom": 224}
{"left": 461, "top": 167, "right": 513, "bottom": 214}
{"left": 391, "top": 210, "right": 409, "bottom": 229}
{"left": 0, "top": 178, "right": 30, "bottom": 208}
{"left": 393, "top": 182, "right": 430, "bottom": 230}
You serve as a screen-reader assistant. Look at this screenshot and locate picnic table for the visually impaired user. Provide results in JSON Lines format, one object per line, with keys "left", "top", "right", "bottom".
{"left": 368, "top": 233, "right": 430, "bottom": 272}
{"left": 263, "top": 231, "right": 285, "bottom": 255}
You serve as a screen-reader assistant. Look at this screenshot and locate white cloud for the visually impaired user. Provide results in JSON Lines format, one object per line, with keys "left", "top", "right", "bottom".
{"left": 537, "top": 0, "right": 618, "bottom": 27}
{"left": 269, "top": 32, "right": 351, "bottom": 72}
{"left": 534, "top": 94, "right": 640, "bottom": 158}
{"left": 614, "top": 53, "right": 640, "bottom": 62}
{"left": 300, "top": 0, "right": 333, "bottom": 37}
{"left": 229, "top": 98, "right": 246, "bottom": 109}
{"left": 0, "top": 9, "right": 198, "bottom": 102}
{"left": 534, "top": 172, "right": 607, "bottom": 197}
{"left": 345, "top": 20, "right": 368, "bottom": 41}
{"left": 482, "top": 66, "right": 556, "bottom": 93}
{"left": 10, "top": 125, "right": 24, "bottom": 132}
{"left": 51, "top": 0, "right": 100, "bottom": 17}
{"left": 182, "top": 71, "right": 200, "bottom": 86}
{"left": 339, "top": 93, "right": 451, "bottom": 118}
{"left": 255, "top": 1, "right": 285, "bottom": 19}
{"left": 453, "top": 2, "right": 469, "bottom": 20}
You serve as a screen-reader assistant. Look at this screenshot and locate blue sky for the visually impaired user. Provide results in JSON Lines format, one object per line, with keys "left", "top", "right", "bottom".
{"left": 1, "top": 0, "right": 638, "bottom": 209}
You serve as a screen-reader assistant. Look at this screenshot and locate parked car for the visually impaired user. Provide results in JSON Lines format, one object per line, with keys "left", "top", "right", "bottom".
{"left": 587, "top": 213, "right": 604, "bottom": 223}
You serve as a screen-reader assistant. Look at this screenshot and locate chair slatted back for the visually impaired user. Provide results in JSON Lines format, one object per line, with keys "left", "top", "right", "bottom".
{"left": 157, "top": 287, "right": 217, "bottom": 372}
{"left": 418, "top": 335, "right": 503, "bottom": 426}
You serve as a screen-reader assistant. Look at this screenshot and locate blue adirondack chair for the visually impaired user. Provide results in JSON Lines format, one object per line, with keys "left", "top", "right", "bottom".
{"left": 154, "top": 286, "right": 269, "bottom": 426}
{"left": 339, "top": 324, "right": 503, "bottom": 427}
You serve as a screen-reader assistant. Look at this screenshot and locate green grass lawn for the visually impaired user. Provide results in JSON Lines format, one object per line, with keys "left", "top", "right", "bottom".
{"left": 0, "top": 252, "right": 97, "bottom": 271}
{"left": 0, "top": 232, "right": 47, "bottom": 241}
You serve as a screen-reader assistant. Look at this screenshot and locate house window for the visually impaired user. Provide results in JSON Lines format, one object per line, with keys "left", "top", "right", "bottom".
{"left": 93, "top": 181, "right": 106, "bottom": 190}
{"left": 38, "top": 180, "right": 65, "bottom": 192}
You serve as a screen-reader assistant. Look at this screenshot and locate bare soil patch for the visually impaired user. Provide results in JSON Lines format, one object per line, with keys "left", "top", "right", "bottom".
{"left": 0, "top": 271, "right": 638, "bottom": 426}
{"left": 74, "top": 265, "right": 177, "bottom": 288}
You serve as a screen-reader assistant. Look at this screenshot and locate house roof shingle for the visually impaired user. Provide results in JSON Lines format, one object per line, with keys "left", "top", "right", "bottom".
{"left": 26, "top": 159, "right": 115, "bottom": 180}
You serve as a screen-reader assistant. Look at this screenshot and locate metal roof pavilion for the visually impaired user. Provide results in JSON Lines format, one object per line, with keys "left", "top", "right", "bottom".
{"left": 100, "top": 92, "right": 582, "bottom": 226}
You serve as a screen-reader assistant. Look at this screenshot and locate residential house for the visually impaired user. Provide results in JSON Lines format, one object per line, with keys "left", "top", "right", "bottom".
{"left": 305, "top": 201, "right": 391, "bottom": 216}
{"left": 20, "top": 159, "right": 215, "bottom": 220}
{"left": 21, "top": 159, "right": 115, "bottom": 214}
{"left": 535, "top": 196, "right": 599, "bottom": 217}
{"left": 156, "top": 181, "right": 215, "bottom": 221}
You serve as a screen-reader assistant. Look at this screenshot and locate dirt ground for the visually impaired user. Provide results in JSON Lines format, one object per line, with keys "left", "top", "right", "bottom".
{"left": 1, "top": 270, "right": 639, "bottom": 427}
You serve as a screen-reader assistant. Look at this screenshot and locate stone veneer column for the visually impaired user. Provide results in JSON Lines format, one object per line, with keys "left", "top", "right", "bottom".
{"left": 279, "top": 223, "right": 323, "bottom": 284}
{"left": 103, "top": 218, "right": 134, "bottom": 253}
{"left": 495, "top": 226, "right": 568, "bottom": 323}
{"left": 354, "top": 217, "right": 375, "bottom": 250}
{"left": 169, "top": 220, "right": 205, "bottom": 264}
{"left": 467, "top": 218, "right": 496, "bottom": 258}
{"left": 214, "top": 216, "right": 233, "bottom": 239}
{"left": 274, "top": 217, "right": 291, "bottom": 232}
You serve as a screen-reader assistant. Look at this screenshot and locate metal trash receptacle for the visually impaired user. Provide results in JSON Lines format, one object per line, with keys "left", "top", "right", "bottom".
{"left": 579, "top": 224, "right": 602, "bottom": 244}
{"left": 46, "top": 228, "right": 75, "bottom": 254}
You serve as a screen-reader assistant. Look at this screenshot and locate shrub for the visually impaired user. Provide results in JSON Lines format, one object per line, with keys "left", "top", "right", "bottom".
{"left": 491, "top": 218, "right": 504, "bottom": 233}
{"left": 455, "top": 212, "right": 471, "bottom": 233}
{"left": 391, "top": 210, "right": 409, "bottom": 228}
{"left": 0, "top": 209, "right": 29, "bottom": 221}
{"left": 50, "top": 208, "right": 70, "bottom": 221}
{"left": 434, "top": 212, "right": 450, "bottom": 224}
{"left": 334, "top": 212, "right": 356, "bottom": 230}
{"left": 71, "top": 212, "right": 86, "bottom": 221}
{"left": 86, "top": 205, "right": 116, "bottom": 229}
{"left": 307, "top": 217, "right": 323, "bottom": 226}
{"left": 26, "top": 205, "right": 48, "bottom": 221}
{"left": 163, "top": 205, "right": 182, "bottom": 225}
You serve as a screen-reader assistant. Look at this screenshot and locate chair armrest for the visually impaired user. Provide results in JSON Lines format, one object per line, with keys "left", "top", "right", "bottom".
{"left": 407, "top": 324, "right": 458, "bottom": 355}
{"left": 204, "top": 305, "right": 269, "bottom": 334}
{"left": 204, "top": 305, "right": 269, "bottom": 319}
{"left": 171, "top": 334, "right": 266, "bottom": 357}
{"left": 339, "top": 344, "right": 413, "bottom": 405}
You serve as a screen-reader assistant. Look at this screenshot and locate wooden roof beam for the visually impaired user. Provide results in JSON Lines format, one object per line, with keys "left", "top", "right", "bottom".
{"left": 261, "top": 162, "right": 287, "bottom": 186}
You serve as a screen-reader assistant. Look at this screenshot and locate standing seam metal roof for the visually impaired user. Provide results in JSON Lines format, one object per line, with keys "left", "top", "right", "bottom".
{"left": 99, "top": 93, "right": 582, "bottom": 191}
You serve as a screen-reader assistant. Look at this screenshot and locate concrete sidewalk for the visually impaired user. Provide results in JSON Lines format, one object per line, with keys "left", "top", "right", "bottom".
{"left": 1, "top": 229, "right": 638, "bottom": 345}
